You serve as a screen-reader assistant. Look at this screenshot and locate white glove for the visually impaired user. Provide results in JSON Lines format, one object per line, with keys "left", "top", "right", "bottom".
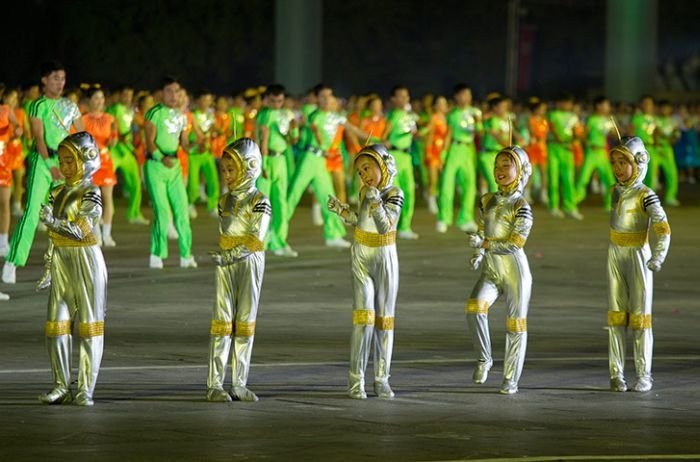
{"left": 39, "top": 204, "right": 54, "bottom": 226}
{"left": 209, "top": 251, "right": 225, "bottom": 266}
{"left": 646, "top": 258, "right": 662, "bottom": 272}
{"left": 470, "top": 252, "right": 484, "bottom": 271}
{"left": 36, "top": 270, "right": 51, "bottom": 291}
{"left": 467, "top": 233, "right": 484, "bottom": 249}
{"left": 364, "top": 187, "right": 381, "bottom": 204}
{"left": 327, "top": 194, "right": 348, "bottom": 216}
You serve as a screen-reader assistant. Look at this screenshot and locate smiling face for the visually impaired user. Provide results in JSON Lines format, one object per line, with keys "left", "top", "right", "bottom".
{"left": 494, "top": 153, "right": 518, "bottom": 187}
{"left": 58, "top": 146, "right": 80, "bottom": 183}
{"left": 355, "top": 155, "right": 382, "bottom": 188}
{"left": 611, "top": 151, "right": 634, "bottom": 184}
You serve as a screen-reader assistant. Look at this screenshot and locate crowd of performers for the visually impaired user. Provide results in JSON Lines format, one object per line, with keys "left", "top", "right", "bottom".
{"left": 0, "top": 61, "right": 675, "bottom": 405}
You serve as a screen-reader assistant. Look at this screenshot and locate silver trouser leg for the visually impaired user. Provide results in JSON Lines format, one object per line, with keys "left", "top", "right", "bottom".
{"left": 207, "top": 334, "right": 232, "bottom": 390}
{"left": 232, "top": 335, "right": 254, "bottom": 387}
{"left": 503, "top": 331, "right": 528, "bottom": 384}
{"left": 466, "top": 276, "right": 499, "bottom": 367}
{"left": 48, "top": 333, "right": 72, "bottom": 391}
{"left": 349, "top": 317, "right": 373, "bottom": 397}
{"left": 77, "top": 329, "right": 104, "bottom": 402}
{"left": 632, "top": 325, "right": 653, "bottom": 378}
{"left": 373, "top": 327, "right": 394, "bottom": 384}
{"left": 608, "top": 324, "right": 627, "bottom": 378}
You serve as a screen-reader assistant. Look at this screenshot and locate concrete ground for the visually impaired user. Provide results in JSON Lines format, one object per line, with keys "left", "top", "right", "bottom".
{"left": 1, "top": 185, "right": 699, "bottom": 462}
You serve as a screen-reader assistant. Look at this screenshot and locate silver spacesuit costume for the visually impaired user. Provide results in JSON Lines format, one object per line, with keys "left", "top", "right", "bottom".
{"left": 207, "top": 138, "right": 271, "bottom": 402}
{"left": 466, "top": 145, "right": 533, "bottom": 394}
{"left": 328, "top": 144, "right": 403, "bottom": 399}
{"left": 38, "top": 132, "right": 107, "bottom": 406}
{"left": 607, "top": 136, "right": 670, "bottom": 393}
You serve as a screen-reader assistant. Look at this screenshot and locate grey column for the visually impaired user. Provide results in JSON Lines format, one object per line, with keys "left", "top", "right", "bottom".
{"left": 605, "top": 0, "right": 658, "bottom": 102}
{"left": 275, "top": 0, "right": 323, "bottom": 95}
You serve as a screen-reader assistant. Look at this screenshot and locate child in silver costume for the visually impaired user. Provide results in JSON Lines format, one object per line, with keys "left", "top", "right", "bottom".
{"left": 328, "top": 144, "right": 403, "bottom": 399}
{"left": 37, "top": 132, "right": 107, "bottom": 406}
{"left": 607, "top": 136, "right": 670, "bottom": 393}
{"left": 466, "top": 145, "right": 533, "bottom": 395}
{"left": 206, "top": 138, "right": 271, "bottom": 402}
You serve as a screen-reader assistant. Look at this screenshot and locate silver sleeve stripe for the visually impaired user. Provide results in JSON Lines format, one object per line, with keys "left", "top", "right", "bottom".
{"left": 252, "top": 203, "right": 272, "bottom": 215}
{"left": 386, "top": 197, "right": 404, "bottom": 206}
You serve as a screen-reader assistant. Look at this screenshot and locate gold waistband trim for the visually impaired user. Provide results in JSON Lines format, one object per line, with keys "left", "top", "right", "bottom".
{"left": 652, "top": 221, "right": 671, "bottom": 236}
{"left": 506, "top": 317, "right": 528, "bottom": 333}
{"left": 78, "top": 321, "right": 104, "bottom": 338}
{"left": 608, "top": 311, "right": 628, "bottom": 326}
{"left": 466, "top": 299, "right": 489, "bottom": 315}
{"left": 45, "top": 320, "right": 72, "bottom": 337}
{"left": 210, "top": 320, "right": 233, "bottom": 336}
{"left": 352, "top": 309, "right": 375, "bottom": 326}
{"left": 630, "top": 313, "right": 652, "bottom": 330}
{"left": 219, "top": 234, "right": 264, "bottom": 252}
{"left": 354, "top": 228, "right": 396, "bottom": 247}
{"left": 375, "top": 316, "right": 395, "bottom": 330}
{"left": 234, "top": 321, "right": 256, "bottom": 337}
{"left": 610, "top": 229, "right": 648, "bottom": 247}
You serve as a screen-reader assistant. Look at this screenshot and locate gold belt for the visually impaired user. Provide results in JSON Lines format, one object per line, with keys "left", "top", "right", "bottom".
{"left": 219, "top": 234, "right": 264, "bottom": 252}
{"left": 49, "top": 231, "right": 97, "bottom": 247}
{"left": 354, "top": 228, "right": 396, "bottom": 247}
{"left": 609, "top": 229, "right": 647, "bottom": 247}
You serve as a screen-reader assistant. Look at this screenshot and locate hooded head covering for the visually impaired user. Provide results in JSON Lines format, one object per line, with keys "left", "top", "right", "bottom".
{"left": 222, "top": 138, "right": 262, "bottom": 192}
{"left": 610, "top": 136, "right": 649, "bottom": 187}
{"left": 496, "top": 145, "right": 532, "bottom": 194}
{"left": 58, "top": 131, "right": 101, "bottom": 184}
{"left": 354, "top": 144, "right": 397, "bottom": 190}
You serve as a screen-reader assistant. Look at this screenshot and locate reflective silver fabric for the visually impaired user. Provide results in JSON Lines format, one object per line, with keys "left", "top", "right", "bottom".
{"left": 467, "top": 187, "right": 533, "bottom": 391}
{"left": 607, "top": 144, "right": 670, "bottom": 383}
{"left": 207, "top": 184, "right": 270, "bottom": 400}
{"left": 347, "top": 184, "right": 403, "bottom": 398}
{"left": 43, "top": 179, "right": 107, "bottom": 405}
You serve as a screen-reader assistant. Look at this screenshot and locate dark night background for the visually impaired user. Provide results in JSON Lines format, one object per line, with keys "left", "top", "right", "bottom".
{"left": 1, "top": 0, "right": 698, "bottom": 98}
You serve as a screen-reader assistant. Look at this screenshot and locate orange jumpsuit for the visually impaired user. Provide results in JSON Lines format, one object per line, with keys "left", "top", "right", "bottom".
{"left": 424, "top": 113, "right": 448, "bottom": 168}
{"left": 84, "top": 112, "right": 117, "bottom": 186}
{"left": 527, "top": 115, "right": 549, "bottom": 166}
{"left": 211, "top": 111, "right": 230, "bottom": 158}
{"left": 177, "top": 112, "right": 193, "bottom": 179}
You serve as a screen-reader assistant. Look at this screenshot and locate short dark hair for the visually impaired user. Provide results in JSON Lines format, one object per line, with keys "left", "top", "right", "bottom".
{"left": 593, "top": 96, "right": 609, "bottom": 107}
{"left": 488, "top": 96, "right": 505, "bottom": 109}
{"left": 312, "top": 83, "right": 332, "bottom": 96}
{"left": 197, "top": 88, "right": 213, "bottom": 98}
{"left": 267, "top": 84, "right": 286, "bottom": 97}
{"left": 85, "top": 85, "right": 103, "bottom": 99}
{"left": 161, "top": 75, "right": 180, "bottom": 89}
{"left": 556, "top": 92, "right": 574, "bottom": 103}
{"left": 453, "top": 83, "right": 471, "bottom": 96}
{"left": 40, "top": 60, "right": 65, "bottom": 78}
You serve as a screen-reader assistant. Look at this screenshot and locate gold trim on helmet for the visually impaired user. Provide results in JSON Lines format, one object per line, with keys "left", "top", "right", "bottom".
{"left": 58, "top": 143, "right": 86, "bottom": 185}
{"left": 496, "top": 148, "right": 523, "bottom": 194}
{"left": 355, "top": 147, "right": 389, "bottom": 189}
{"left": 610, "top": 145, "right": 638, "bottom": 186}
{"left": 221, "top": 146, "right": 245, "bottom": 187}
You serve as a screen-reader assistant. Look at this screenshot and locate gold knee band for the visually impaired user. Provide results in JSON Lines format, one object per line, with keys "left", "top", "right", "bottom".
{"left": 210, "top": 320, "right": 233, "bottom": 336}
{"left": 630, "top": 314, "right": 652, "bottom": 330}
{"left": 375, "top": 316, "right": 394, "bottom": 330}
{"left": 78, "top": 321, "right": 104, "bottom": 338}
{"left": 352, "top": 309, "right": 375, "bottom": 326}
{"left": 607, "top": 311, "right": 628, "bottom": 327}
{"left": 45, "top": 320, "right": 72, "bottom": 337}
{"left": 466, "top": 299, "right": 489, "bottom": 315}
{"left": 234, "top": 321, "right": 256, "bottom": 337}
{"left": 506, "top": 317, "right": 527, "bottom": 333}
